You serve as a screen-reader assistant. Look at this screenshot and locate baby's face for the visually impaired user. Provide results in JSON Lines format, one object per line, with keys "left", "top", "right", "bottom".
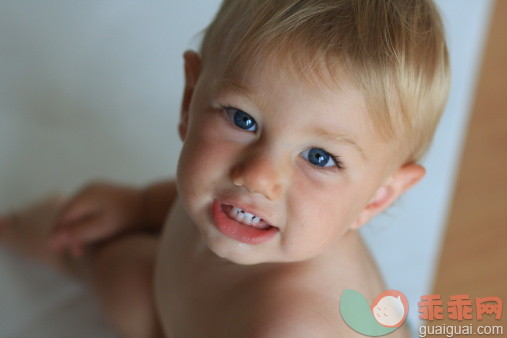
{"left": 372, "top": 295, "right": 406, "bottom": 327}
{"left": 177, "top": 55, "right": 399, "bottom": 264}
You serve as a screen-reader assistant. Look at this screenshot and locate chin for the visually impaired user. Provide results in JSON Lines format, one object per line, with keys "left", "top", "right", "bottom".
{"left": 200, "top": 232, "right": 273, "bottom": 265}
{"left": 207, "top": 240, "right": 270, "bottom": 265}
{"left": 220, "top": 253, "right": 267, "bottom": 265}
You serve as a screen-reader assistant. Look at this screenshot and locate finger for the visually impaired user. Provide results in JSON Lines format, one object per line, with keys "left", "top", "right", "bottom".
{"left": 48, "top": 230, "right": 71, "bottom": 252}
{"left": 69, "top": 236, "right": 84, "bottom": 258}
{"left": 49, "top": 216, "right": 106, "bottom": 253}
{"left": 61, "top": 216, "right": 114, "bottom": 246}
{"left": 48, "top": 231, "right": 84, "bottom": 258}
{"left": 0, "top": 215, "right": 7, "bottom": 237}
{"left": 55, "top": 197, "right": 101, "bottom": 231}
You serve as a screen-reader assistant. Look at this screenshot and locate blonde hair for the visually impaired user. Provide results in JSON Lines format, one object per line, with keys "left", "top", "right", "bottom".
{"left": 199, "top": 0, "right": 450, "bottom": 164}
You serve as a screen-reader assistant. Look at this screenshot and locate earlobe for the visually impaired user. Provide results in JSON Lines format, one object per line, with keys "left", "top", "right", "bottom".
{"left": 179, "top": 50, "right": 202, "bottom": 141}
{"left": 350, "top": 163, "right": 425, "bottom": 230}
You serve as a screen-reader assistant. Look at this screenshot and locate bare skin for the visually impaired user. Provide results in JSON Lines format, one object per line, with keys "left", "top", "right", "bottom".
{"left": 0, "top": 187, "right": 410, "bottom": 338}
{"left": 0, "top": 194, "right": 163, "bottom": 338}
{"left": 156, "top": 197, "right": 409, "bottom": 337}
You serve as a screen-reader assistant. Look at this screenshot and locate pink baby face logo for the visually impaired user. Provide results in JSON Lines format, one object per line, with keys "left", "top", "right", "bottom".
{"left": 340, "top": 289, "right": 409, "bottom": 336}
{"left": 371, "top": 290, "right": 409, "bottom": 328}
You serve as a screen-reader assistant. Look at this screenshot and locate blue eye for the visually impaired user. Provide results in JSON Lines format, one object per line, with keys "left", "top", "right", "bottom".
{"left": 224, "top": 107, "right": 257, "bottom": 132}
{"left": 301, "top": 148, "right": 337, "bottom": 167}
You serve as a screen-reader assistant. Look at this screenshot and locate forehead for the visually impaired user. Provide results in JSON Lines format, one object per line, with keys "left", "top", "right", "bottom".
{"left": 216, "top": 48, "right": 347, "bottom": 94}
{"left": 212, "top": 51, "right": 357, "bottom": 105}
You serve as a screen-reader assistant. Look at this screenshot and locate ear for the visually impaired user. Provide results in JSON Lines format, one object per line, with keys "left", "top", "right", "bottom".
{"left": 351, "top": 163, "right": 425, "bottom": 229}
{"left": 179, "top": 50, "right": 202, "bottom": 141}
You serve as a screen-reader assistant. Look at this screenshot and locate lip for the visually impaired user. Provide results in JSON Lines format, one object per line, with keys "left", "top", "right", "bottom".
{"left": 211, "top": 199, "right": 279, "bottom": 245}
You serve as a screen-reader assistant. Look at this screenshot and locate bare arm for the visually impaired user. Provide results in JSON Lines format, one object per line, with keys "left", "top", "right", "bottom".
{"left": 50, "top": 179, "right": 177, "bottom": 256}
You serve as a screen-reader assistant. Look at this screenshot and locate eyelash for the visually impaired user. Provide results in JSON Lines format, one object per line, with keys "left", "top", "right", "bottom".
{"left": 219, "top": 104, "right": 346, "bottom": 172}
{"left": 313, "top": 150, "right": 346, "bottom": 172}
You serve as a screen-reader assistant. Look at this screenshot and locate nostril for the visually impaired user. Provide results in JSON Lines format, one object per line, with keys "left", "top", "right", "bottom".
{"left": 230, "top": 157, "right": 283, "bottom": 201}
{"left": 269, "top": 184, "right": 282, "bottom": 201}
{"left": 231, "top": 167, "right": 244, "bottom": 188}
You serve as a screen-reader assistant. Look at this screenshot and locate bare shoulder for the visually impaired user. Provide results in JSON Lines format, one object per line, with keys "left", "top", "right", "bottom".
{"left": 228, "top": 280, "right": 411, "bottom": 338}
{"left": 230, "top": 283, "right": 362, "bottom": 338}
{"left": 253, "top": 295, "right": 342, "bottom": 338}
{"left": 220, "top": 263, "right": 355, "bottom": 338}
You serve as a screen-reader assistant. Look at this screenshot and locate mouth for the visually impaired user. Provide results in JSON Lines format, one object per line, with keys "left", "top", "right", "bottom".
{"left": 222, "top": 204, "right": 272, "bottom": 230}
{"left": 211, "top": 200, "right": 278, "bottom": 245}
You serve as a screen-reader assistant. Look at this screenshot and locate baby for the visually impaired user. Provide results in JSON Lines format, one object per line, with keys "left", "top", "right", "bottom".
{"left": 0, "top": 0, "right": 450, "bottom": 337}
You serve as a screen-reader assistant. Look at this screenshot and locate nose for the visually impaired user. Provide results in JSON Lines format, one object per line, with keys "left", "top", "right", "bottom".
{"left": 230, "top": 150, "right": 283, "bottom": 201}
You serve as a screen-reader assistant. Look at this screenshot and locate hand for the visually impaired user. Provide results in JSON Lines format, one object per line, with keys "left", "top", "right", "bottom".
{"left": 50, "top": 181, "right": 144, "bottom": 257}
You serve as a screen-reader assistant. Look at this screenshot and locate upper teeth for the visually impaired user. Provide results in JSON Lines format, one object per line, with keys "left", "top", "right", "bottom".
{"left": 231, "top": 206, "right": 262, "bottom": 225}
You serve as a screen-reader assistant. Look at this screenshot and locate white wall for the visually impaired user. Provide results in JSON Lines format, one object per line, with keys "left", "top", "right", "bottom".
{"left": 0, "top": 1, "right": 493, "bottom": 336}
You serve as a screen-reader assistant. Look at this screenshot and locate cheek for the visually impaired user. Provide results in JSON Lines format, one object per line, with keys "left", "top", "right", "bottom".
{"left": 177, "top": 114, "right": 238, "bottom": 197}
{"left": 292, "top": 175, "right": 358, "bottom": 226}
{"left": 283, "top": 177, "right": 357, "bottom": 255}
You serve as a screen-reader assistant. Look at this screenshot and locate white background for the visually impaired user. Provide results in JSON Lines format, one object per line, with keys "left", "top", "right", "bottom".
{"left": 0, "top": 1, "right": 493, "bottom": 336}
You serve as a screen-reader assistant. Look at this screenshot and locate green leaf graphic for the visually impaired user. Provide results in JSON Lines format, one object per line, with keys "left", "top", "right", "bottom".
{"left": 340, "top": 289, "right": 397, "bottom": 336}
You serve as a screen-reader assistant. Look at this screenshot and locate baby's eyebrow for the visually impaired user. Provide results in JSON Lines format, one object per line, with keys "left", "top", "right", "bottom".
{"left": 312, "top": 126, "right": 367, "bottom": 161}
{"left": 214, "top": 80, "right": 267, "bottom": 109}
